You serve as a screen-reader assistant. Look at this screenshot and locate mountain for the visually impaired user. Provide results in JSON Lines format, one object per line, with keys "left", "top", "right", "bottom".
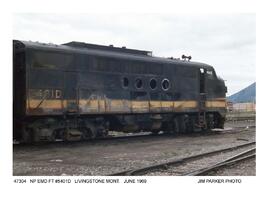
{"left": 227, "top": 82, "right": 256, "bottom": 103}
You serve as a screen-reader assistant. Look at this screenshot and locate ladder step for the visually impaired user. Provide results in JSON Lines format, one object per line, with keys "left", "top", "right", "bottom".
{"left": 198, "top": 111, "right": 206, "bottom": 127}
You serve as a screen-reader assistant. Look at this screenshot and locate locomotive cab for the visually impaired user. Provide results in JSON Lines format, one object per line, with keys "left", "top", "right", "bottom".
{"left": 200, "top": 67, "right": 226, "bottom": 97}
{"left": 198, "top": 66, "right": 227, "bottom": 129}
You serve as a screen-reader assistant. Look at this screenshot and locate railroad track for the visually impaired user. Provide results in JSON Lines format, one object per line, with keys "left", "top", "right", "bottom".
{"left": 183, "top": 147, "right": 255, "bottom": 176}
{"left": 108, "top": 141, "right": 256, "bottom": 176}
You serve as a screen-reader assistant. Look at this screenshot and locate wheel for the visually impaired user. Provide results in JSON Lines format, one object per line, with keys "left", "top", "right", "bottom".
{"left": 22, "top": 127, "right": 34, "bottom": 143}
{"left": 178, "top": 115, "right": 188, "bottom": 134}
{"left": 173, "top": 117, "right": 180, "bottom": 134}
{"left": 186, "top": 117, "right": 195, "bottom": 133}
{"left": 49, "top": 130, "right": 57, "bottom": 141}
{"left": 84, "top": 123, "right": 97, "bottom": 140}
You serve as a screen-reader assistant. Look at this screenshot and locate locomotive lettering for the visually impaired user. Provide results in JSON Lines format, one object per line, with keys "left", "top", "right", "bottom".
{"left": 29, "top": 89, "right": 62, "bottom": 99}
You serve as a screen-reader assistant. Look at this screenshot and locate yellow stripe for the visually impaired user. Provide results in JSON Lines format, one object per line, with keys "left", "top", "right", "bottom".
{"left": 161, "top": 101, "right": 174, "bottom": 108}
{"left": 206, "top": 100, "right": 226, "bottom": 108}
{"left": 27, "top": 98, "right": 226, "bottom": 113}
{"left": 28, "top": 99, "right": 62, "bottom": 109}
{"left": 131, "top": 101, "right": 149, "bottom": 113}
{"left": 150, "top": 101, "right": 161, "bottom": 108}
{"left": 109, "top": 100, "right": 130, "bottom": 112}
{"left": 174, "top": 101, "right": 198, "bottom": 110}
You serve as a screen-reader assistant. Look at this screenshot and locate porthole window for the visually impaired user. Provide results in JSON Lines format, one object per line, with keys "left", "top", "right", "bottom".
{"left": 162, "top": 78, "right": 170, "bottom": 91}
{"left": 135, "top": 78, "right": 143, "bottom": 89}
{"left": 122, "top": 77, "right": 129, "bottom": 88}
{"left": 150, "top": 78, "right": 157, "bottom": 90}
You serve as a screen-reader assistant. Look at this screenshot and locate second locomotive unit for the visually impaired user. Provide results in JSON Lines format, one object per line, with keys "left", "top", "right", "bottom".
{"left": 13, "top": 40, "right": 227, "bottom": 142}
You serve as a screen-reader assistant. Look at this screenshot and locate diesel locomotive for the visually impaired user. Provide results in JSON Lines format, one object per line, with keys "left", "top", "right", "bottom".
{"left": 13, "top": 40, "right": 227, "bottom": 142}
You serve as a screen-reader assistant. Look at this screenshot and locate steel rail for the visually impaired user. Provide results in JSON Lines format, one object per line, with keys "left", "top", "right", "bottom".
{"left": 183, "top": 147, "right": 256, "bottom": 176}
{"left": 108, "top": 141, "right": 255, "bottom": 176}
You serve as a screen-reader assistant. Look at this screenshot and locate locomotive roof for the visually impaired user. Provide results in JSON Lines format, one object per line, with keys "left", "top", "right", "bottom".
{"left": 14, "top": 40, "right": 214, "bottom": 69}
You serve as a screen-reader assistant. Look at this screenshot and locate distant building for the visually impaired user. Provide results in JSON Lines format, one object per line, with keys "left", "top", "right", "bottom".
{"left": 229, "top": 102, "right": 256, "bottom": 112}
{"left": 226, "top": 101, "right": 233, "bottom": 112}
{"left": 226, "top": 82, "right": 256, "bottom": 113}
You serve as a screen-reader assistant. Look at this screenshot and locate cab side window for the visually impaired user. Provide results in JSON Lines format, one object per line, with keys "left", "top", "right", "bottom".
{"left": 206, "top": 69, "right": 216, "bottom": 79}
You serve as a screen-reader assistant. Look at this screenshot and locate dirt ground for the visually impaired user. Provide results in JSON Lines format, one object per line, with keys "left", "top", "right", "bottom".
{"left": 13, "top": 120, "right": 255, "bottom": 176}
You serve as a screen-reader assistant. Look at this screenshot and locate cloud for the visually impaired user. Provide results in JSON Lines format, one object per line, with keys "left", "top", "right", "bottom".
{"left": 13, "top": 13, "right": 255, "bottom": 95}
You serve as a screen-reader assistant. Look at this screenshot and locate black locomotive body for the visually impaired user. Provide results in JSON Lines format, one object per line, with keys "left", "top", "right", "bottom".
{"left": 13, "top": 40, "right": 227, "bottom": 142}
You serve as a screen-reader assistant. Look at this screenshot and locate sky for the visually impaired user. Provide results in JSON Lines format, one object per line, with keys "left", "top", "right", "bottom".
{"left": 13, "top": 13, "right": 256, "bottom": 96}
